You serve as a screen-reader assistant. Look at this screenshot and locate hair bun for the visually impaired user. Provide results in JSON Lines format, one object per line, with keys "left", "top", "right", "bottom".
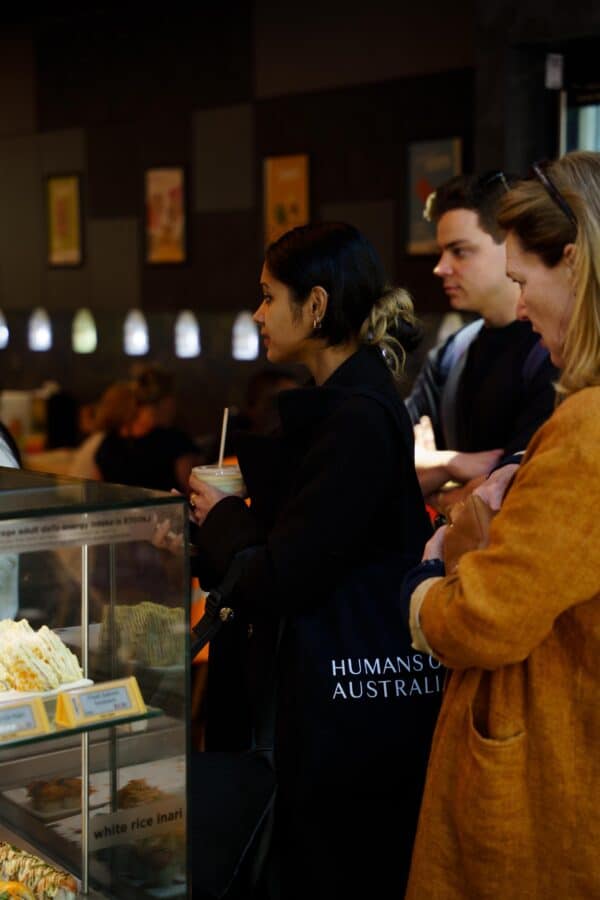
{"left": 361, "top": 286, "right": 422, "bottom": 376}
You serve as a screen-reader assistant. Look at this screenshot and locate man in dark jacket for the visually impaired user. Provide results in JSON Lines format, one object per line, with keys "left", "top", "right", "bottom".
{"left": 405, "top": 171, "right": 559, "bottom": 512}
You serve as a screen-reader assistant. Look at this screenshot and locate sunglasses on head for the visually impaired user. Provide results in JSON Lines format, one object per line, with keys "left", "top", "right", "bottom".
{"left": 481, "top": 164, "right": 578, "bottom": 232}
{"left": 480, "top": 170, "right": 511, "bottom": 193}
{"left": 530, "top": 160, "right": 578, "bottom": 230}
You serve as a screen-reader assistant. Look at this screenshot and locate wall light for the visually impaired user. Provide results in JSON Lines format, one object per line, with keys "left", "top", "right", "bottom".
{"left": 124, "top": 309, "right": 149, "bottom": 356}
{"left": 232, "top": 311, "right": 259, "bottom": 361}
{"left": 174, "top": 310, "right": 201, "bottom": 358}
{"left": 72, "top": 308, "right": 97, "bottom": 353}
{"left": 28, "top": 307, "right": 52, "bottom": 351}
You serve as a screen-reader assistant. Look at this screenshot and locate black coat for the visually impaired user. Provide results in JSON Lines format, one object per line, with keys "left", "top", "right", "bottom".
{"left": 194, "top": 346, "right": 437, "bottom": 899}
{"left": 405, "top": 318, "right": 558, "bottom": 454}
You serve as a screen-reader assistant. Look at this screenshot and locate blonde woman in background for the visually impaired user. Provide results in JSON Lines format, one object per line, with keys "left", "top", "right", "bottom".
{"left": 401, "top": 151, "right": 600, "bottom": 899}
{"left": 68, "top": 381, "right": 137, "bottom": 480}
{"left": 95, "top": 364, "right": 204, "bottom": 492}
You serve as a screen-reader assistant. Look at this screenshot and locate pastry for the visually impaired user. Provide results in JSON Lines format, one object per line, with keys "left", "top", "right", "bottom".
{"left": 129, "top": 827, "right": 185, "bottom": 887}
{"left": 25, "top": 783, "right": 64, "bottom": 814}
{"left": 0, "top": 843, "right": 77, "bottom": 899}
{"left": 27, "top": 777, "right": 96, "bottom": 812}
{"left": 0, "top": 620, "right": 83, "bottom": 693}
{"left": 0, "top": 882, "right": 36, "bottom": 899}
{"left": 101, "top": 602, "right": 184, "bottom": 667}
{"left": 57, "top": 778, "right": 81, "bottom": 809}
{"left": 116, "top": 778, "right": 165, "bottom": 809}
{"left": 33, "top": 627, "right": 83, "bottom": 684}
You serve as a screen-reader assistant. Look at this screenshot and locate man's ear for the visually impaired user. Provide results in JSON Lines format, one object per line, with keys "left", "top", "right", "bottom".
{"left": 310, "top": 285, "right": 328, "bottom": 323}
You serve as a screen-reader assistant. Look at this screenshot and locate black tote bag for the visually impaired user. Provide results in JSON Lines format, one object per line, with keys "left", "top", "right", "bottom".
{"left": 189, "top": 746, "right": 276, "bottom": 900}
{"left": 287, "top": 557, "right": 445, "bottom": 781}
{"left": 286, "top": 389, "right": 444, "bottom": 788}
{"left": 190, "top": 549, "right": 279, "bottom": 900}
{"left": 273, "top": 390, "right": 445, "bottom": 896}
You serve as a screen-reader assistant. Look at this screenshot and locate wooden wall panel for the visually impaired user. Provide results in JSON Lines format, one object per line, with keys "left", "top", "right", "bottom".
{"left": 254, "top": 0, "right": 475, "bottom": 98}
{"left": 39, "top": 128, "right": 86, "bottom": 174}
{"left": 88, "top": 218, "right": 141, "bottom": 312}
{"left": 192, "top": 104, "right": 255, "bottom": 212}
{"left": 0, "top": 136, "right": 44, "bottom": 310}
{"left": 320, "top": 200, "right": 396, "bottom": 280}
{"left": 0, "top": 30, "right": 35, "bottom": 137}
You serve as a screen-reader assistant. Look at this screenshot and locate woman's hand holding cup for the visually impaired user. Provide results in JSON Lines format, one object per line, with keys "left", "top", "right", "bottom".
{"left": 188, "top": 464, "right": 246, "bottom": 526}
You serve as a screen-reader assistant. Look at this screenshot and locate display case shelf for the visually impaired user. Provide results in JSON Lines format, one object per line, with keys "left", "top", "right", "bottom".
{"left": 0, "top": 704, "right": 163, "bottom": 750}
{"left": 0, "top": 466, "right": 191, "bottom": 898}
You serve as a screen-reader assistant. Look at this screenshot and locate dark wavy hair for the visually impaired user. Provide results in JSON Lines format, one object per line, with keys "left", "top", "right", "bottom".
{"left": 424, "top": 171, "right": 520, "bottom": 243}
{"left": 264, "top": 222, "right": 421, "bottom": 375}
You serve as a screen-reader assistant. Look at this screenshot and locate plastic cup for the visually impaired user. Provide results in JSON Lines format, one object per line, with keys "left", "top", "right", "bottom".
{"left": 191, "top": 464, "right": 245, "bottom": 497}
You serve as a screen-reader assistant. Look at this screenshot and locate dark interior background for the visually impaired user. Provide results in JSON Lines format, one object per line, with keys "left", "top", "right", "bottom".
{"left": 0, "top": 2, "right": 599, "bottom": 441}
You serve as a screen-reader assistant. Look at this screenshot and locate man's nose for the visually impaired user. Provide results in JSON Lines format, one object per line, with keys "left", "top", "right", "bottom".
{"left": 433, "top": 254, "right": 451, "bottom": 277}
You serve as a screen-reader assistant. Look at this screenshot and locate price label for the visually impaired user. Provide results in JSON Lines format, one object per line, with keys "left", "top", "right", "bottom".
{"left": 55, "top": 677, "right": 146, "bottom": 728}
{"left": 0, "top": 697, "right": 50, "bottom": 741}
{"left": 78, "top": 685, "right": 131, "bottom": 717}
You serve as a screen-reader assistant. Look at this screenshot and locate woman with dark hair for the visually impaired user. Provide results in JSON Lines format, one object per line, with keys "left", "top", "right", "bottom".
{"left": 401, "top": 151, "right": 600, "bottom": 899}
{"left": 188, "top": 223, "right": 441, "bottom": 899}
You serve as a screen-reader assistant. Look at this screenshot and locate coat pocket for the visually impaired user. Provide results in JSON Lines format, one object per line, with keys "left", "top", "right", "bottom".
{"left": 456, "top": 705, "right": 533, "bottom": 891}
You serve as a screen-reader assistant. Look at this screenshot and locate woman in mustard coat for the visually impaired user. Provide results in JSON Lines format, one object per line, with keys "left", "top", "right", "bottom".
{"left": 402, "top": 151, "right": 600, "bottom": 900}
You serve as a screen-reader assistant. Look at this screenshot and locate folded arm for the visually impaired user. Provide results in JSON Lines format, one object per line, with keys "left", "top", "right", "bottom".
{"left": 410, "top": 404, "right": 600, "bottom": 669}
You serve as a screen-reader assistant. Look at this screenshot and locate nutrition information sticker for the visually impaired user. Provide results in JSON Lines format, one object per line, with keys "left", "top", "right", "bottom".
{"left": 0, "top": 507, "right": 156, "bottom": 553}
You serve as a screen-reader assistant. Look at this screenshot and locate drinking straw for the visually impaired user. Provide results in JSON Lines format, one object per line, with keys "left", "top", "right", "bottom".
{"left": 217, "top": 407, "right": 229, "bottom": 468}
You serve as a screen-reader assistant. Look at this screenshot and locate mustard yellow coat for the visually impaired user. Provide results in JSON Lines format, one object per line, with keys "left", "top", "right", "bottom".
{"left": 406, "top": 387, "right": 600, "bottom": 900}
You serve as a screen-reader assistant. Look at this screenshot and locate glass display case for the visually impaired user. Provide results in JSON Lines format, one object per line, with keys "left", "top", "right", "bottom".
{"left": 0, "top": 466, "right": 190, "bottom": 898}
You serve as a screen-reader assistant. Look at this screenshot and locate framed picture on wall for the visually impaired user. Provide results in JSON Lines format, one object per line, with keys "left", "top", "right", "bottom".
{"left": 263, "top": 154, "right": 310, "bottom": 247}
{"left": 144, "top": 166, "right": 186, "bottom": 264}
{"left": 46, "top": 174, "right": 83, "bottom": 267}
{"left": 406, "top": 138, "right": 462, "bottom": 254}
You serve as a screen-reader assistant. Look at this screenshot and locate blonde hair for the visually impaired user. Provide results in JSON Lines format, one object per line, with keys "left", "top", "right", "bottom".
{"left": 497, "top": 151, "right": 600, "bottom": 399}
{"left": 131, "top": 363, "right": 175, "bottom": 406}
{"left": 359, "top": 286, "right": 418, "bottom": 378}
{"left": 94, "top": 381, "right": 138, "bottom": 431}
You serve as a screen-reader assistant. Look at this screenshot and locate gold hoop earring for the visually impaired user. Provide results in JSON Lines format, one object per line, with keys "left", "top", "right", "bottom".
{"left": 313, "top": 318, "right": 322, "bottom": 331}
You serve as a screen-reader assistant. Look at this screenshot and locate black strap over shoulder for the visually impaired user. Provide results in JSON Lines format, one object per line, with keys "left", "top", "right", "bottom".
{"left": 190, "top": 543, "right": 283, "bottom": 750}
{"left": 191, "top": 545, "right": 260, "bottom": 658}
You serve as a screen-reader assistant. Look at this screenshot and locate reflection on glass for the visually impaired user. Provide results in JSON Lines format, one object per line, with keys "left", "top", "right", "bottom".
{"left": 0, "top": 470, "right": 190, "bottom": 895}
{"left": 72, "top": 308, "right": 98, "bottom": 354}
{"left": 28, "top": 307, "right": 52, "bottom": 352}
{"left": 0, "top": 310, "right": 9, "bottom": 349}
{"left": 124, "top": 309, "right": 149, "bottom": 356}
{"left": 232, "top": 311, "right": 259, "bottom": 360}
{"left": 174, "top": 310, "right": 201, "bottom": 358}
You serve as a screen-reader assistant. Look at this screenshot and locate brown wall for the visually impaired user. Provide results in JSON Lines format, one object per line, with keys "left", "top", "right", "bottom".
{"left": 1, "top": 2, "right": 600, "bottom": 439}
{"left": 0, "top": 4, "right": 477, "bottom": 436}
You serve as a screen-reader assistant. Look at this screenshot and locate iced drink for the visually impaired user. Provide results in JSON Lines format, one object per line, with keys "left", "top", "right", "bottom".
{"left": 191, "top": 464, "right": 245, "bottom": 497}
